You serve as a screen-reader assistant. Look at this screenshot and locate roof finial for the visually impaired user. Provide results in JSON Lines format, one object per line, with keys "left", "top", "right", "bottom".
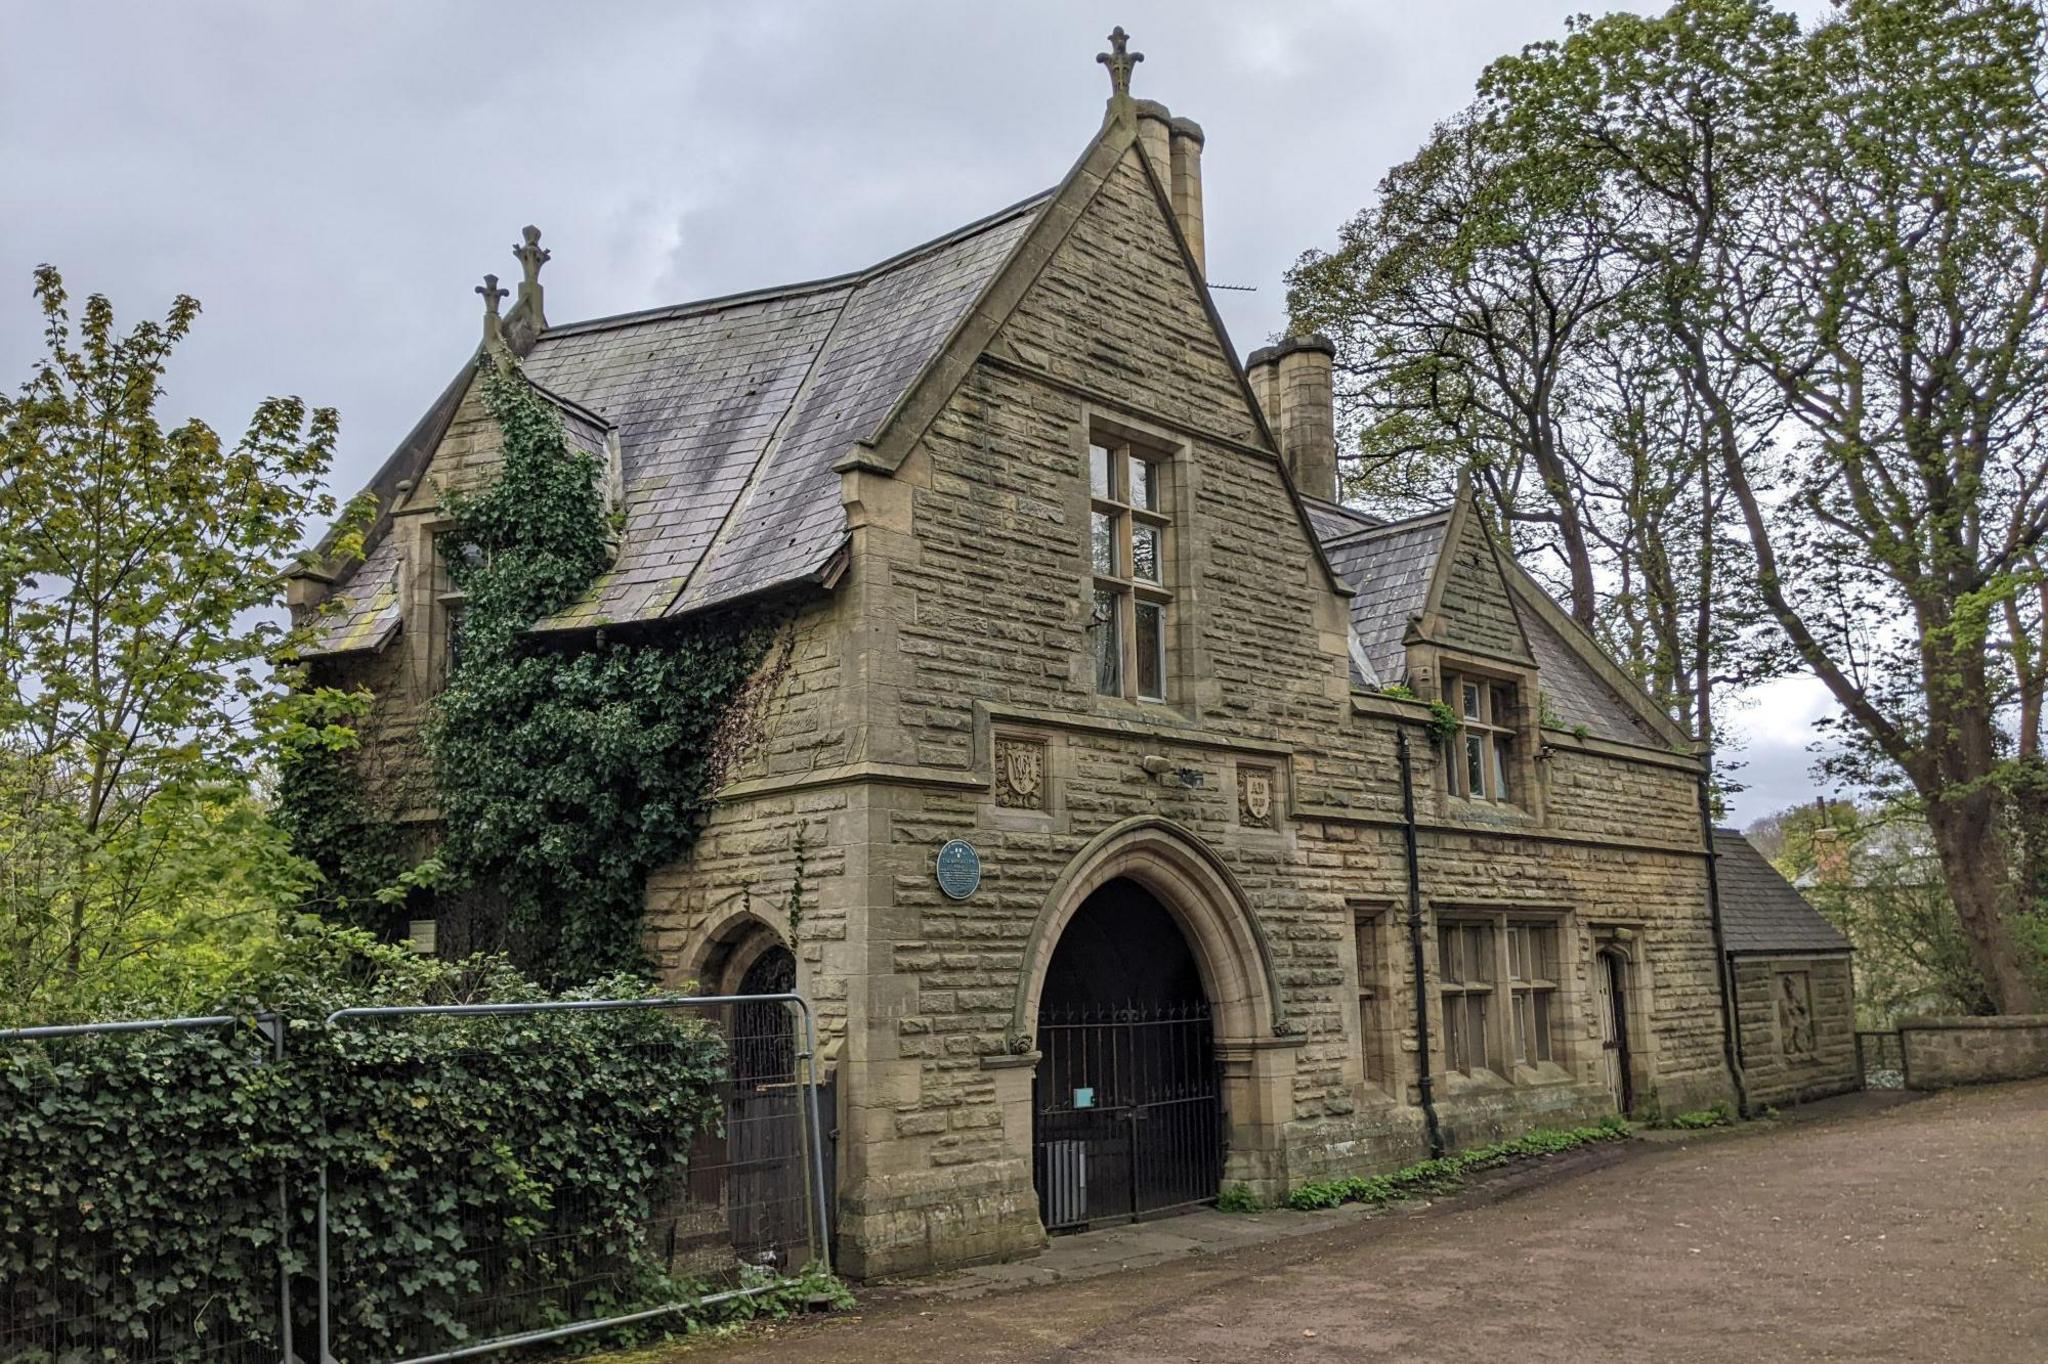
{"left": 1098, "top": 26, "right": 1142, "bottom": 101}
{"left": 513, "top": 225, "right": 550, "bottom": 291}
{"left": 477, "top": 272, "right": 508, "bottom": 349}
{"left": 476, "top": 272, "right": 508, "bottom": 316}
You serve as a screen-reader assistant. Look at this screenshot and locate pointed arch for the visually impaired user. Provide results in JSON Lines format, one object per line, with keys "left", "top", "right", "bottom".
{"left": 1010, "top": 817, "right": 1288, "bottom": 1045}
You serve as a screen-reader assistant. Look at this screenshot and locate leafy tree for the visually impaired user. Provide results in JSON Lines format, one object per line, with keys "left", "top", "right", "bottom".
{"left": 0, "top": 267, "right": 362, "bottom": 1020}
{"left": 1298, "top": 0, "right": 2048, "bottom": 1011}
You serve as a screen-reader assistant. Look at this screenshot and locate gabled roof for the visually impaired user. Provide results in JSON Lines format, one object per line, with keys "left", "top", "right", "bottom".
{"left": 1715, "top": 829, "right": 1853, "bottom": 955}
{"left": 305, "top": 193, "right": 1049, "bottom": 653}
{"left": 1314, "top": 498, "right": 1683, "bottom": 749}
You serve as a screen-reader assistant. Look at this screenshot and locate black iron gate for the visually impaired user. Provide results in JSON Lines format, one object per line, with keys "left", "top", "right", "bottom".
{"left": 1033, "top": 1000, "right": 1221, "bottom": 1232}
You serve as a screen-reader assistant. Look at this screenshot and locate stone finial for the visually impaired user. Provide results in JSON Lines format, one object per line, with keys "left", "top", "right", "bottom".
{"left": 476, "top": 273, "right": 508, "bottom": 316}
{"left": 513, "top": 225, "right": 550, "bottom": 290}
{"left": 1098, "top": 26, "right": 1142, "bottom": 100}
{"left": 477, "top": 272, "right": 508, "bottom": 348}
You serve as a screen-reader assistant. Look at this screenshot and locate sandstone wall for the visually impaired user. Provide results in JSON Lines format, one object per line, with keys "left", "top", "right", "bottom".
{"left": 1733, "top": 954, "right": 1859, "bottom": 1108}
{"left": 1901, "top": 1015, "right": 2048, "bottom": 1089}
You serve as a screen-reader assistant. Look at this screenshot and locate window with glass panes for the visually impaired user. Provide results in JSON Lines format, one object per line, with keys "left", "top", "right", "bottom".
{"left": 1506, "top": 921, "right": 1560, "bottom": 1066}
{"left": 1088, "top": 440, "right": 1171, "bottom": 701}
{"left": 1354, "top": 909, "right": 1389, "bottom": 1087}
{"left": 1442, "top": 673, "right": 1518, "bottom": 803}
{"left": 1437, "top": 920, "right": 1497, "bottom": 1076}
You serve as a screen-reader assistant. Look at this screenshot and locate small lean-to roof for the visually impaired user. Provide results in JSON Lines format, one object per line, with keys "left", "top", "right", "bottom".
{"left": 1715, "top": 829, "right": 1853, "bottom": 955}
{"left": 305, "top": 192, "right": 1049, "bottom": 653}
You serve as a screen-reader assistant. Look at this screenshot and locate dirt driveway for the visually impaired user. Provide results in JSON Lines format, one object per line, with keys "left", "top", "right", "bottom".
{"left": 674, "top": 1079, "right": 2048, "bottom": 1364}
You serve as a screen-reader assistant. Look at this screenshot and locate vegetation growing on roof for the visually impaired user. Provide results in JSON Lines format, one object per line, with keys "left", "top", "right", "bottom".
{"left": 280, "top": 354, "right": 791, "bottom": 985}
{"left": 419, "top": 355, "right": 787, "bottom": 984}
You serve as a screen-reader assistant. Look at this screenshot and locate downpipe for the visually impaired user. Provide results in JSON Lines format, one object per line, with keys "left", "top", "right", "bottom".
{"left": 1697, "top": 770, "right": 1752, "bottom": 1119}
{"left": 1397, "top": 729, "right": 1447, "bottom": 1158}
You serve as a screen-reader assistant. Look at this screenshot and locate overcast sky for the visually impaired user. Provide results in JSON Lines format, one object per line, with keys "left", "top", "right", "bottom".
{"left": 0, "top": 1, "right": 1835, "bottom": 825}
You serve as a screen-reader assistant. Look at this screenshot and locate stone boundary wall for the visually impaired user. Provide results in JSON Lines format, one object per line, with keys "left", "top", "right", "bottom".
{"left": 1899, "top": 1015, "right": 2048, "bottom": 1090}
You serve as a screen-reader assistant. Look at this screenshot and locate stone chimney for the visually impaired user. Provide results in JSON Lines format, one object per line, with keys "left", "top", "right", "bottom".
{"left": 1168, "top": 117, "right": 1205, "bottom": 276}
{"left": 1247, "top": 334, "right": 1338, "bottom": 500}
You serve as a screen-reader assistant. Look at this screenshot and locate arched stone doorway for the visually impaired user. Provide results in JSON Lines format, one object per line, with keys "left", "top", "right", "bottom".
{"left": 1034, "top": 878, "right": 1220, "bottom": 1229}
{"left": 1010, "top": 818, "right": 1299, "bottom": 1233}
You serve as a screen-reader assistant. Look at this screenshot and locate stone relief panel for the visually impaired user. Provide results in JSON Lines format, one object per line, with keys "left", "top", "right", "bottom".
{"left": 1238, "top": 764, "right": 1277, "bottom": 827}
{"left": 994, "top": 735, "right": 1048, "bottom": 810}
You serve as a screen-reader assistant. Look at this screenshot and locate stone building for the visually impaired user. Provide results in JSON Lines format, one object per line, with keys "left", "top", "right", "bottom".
{"left": 1713, "top": 829, "right": 1859, "bottom": 1106}
{"left": 292, "top": 32, "right": 1844, "bottom": 1276}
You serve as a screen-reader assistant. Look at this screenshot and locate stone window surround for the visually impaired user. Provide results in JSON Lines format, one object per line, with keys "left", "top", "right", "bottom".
{"left": 1411, "top": 645, "right": 1544, "bottom": 823}
{"left": 1346, "top": 902, "right": 1399, "bottom": 1100}
{"left": 1432, "top": 906, "right": 1577, "bottom": 1094}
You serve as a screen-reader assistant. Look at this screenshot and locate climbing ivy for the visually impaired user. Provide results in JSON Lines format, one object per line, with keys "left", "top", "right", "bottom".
{"left": 420, "top": 355, "right": 780, "bottom": 984}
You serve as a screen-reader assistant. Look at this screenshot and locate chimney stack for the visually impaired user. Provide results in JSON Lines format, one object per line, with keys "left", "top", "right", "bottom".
{"left": 1168, "top": 117, "right": 1205, "bottom": 276}
{"left": 1247, "top": 334, "right": 1339, "bottom": 501}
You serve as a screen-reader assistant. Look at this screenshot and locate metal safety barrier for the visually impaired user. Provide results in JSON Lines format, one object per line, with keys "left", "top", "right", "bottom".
{"left": 313, "top": 993, "right": 830, "bottom": 1364}
{"left": 1, "top": 991, "right": 829, "bottom": 1364}
{"left": 0, "top": 1012, "right": 296, "bottom": 1364}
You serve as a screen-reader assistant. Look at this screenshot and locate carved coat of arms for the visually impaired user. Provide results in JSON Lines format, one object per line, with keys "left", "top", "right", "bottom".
{"left": 1240, "top": 769, "right": 1274, "bottom": 823}
{"left": 996, "top": 738, "right": 1045, "bottom": 809}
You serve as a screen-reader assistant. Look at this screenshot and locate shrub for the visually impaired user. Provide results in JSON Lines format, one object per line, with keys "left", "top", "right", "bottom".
{"left": 1215, "top": 1183, "right": 1263, "bottom": 1213}
{"left": 0, "top": 920, "right": 765, "bottom": 1364}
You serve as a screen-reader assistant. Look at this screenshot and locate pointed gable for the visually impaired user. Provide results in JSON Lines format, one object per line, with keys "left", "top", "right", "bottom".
{"left": 995, "top": 145, "right": 1260, "bottom": 444}
{"left": 1426, "top": 499, "right": 1533, "bottom": 666}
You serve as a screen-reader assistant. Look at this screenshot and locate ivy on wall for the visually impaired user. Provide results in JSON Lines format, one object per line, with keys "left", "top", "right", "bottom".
{"left": 281, "top": 353, "right": 786, "bottom": 985}
{"left": 423, "top": 356, "right": 782, "bottom": 984}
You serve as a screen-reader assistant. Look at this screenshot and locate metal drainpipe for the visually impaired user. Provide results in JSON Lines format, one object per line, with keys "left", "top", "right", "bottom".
{"left": 1698, "top": 770, "right": 1752, "bottom": 1119}
{"left": 1397, "top": 729, "right": 1447, "bottom": 1158}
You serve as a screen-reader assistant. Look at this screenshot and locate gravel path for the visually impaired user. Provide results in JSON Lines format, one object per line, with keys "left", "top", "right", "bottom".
{"left": 672, "top": 1080, "right": 2048, "bottom": 1363}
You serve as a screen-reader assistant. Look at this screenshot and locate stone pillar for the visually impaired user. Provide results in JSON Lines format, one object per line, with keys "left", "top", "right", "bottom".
{"left": 1168, "top": 117, "right": 1205, "bottom": 277}
{"left": 1246, "top": 334, "right": 1339, "bottom": 501}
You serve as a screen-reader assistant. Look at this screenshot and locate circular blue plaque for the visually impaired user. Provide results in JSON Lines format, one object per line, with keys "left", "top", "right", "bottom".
{"left": 935, "top": 838, "right": 982, "bottom": 900}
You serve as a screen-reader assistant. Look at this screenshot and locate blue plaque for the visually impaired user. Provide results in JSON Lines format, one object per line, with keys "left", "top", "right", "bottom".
{"left": 935, "top": 838, "right": 982, "bottom": 900}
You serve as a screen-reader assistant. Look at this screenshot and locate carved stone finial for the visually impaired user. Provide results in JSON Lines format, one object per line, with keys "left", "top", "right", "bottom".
{"left": 476, "top": 273, "right": 508, "bottom": 317}
{"left": 1097, "top": 26, "right": 1142, "bottom": 100}
{"left": 513, "top": 225, "right": 550, "bottom": 290}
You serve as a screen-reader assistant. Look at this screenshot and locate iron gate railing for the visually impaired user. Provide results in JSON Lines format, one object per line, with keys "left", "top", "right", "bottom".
{"left": 1856, "top": 1029, "right": 1906, "bottom": 1089}
{"left": 1033, "top": 1000, "right": 1220, "bottom": 1233}
{"left": 0, "top": 991, "right": 830, "bottom": 1364}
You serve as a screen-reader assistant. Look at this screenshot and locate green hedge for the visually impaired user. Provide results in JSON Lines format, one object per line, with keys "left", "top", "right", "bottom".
{"left": 1285, "top": 1116, "right": 1631, "bottom": 1211}
{"left": 0, "top": 925, "right": 757, "bottom": 1364}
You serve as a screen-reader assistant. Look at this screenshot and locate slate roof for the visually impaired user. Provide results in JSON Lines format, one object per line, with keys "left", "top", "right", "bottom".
{"left": 307, "top": 193, "right": 1049, "bottom": 653}
{"left": 1313, "top": 504, "right": 1662, "bottom": 746}
{"left": 1517, "top": 605, "right": 1657, "bottom": 745}
{"left": 1715, "top": 828, "right": 1853, "bottom": 955}
{"left": 1322, "top": 512, "right": 1449, "bottom": 687}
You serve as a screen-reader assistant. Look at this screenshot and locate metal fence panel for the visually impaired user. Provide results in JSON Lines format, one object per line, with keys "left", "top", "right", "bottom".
{"left": 315, "top": 993, "right": 829, "bottom": 1364}
{"left": 0, "top": 1014, "right": 294, "bottom": 1364}
{"left": 1, "top": 992, "right": 829, "bottom": 1364}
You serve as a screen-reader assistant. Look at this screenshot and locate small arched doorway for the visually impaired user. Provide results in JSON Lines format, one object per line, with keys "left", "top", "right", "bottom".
{"left": 1033, "top": 878, "right": 1221, "bottom": 1231}
{"left": 1595, "top": 946, "right": 1635, "bottom": 1114}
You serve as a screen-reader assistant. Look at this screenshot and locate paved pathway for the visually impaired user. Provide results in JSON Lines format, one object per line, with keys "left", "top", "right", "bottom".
{"left": 670, "top": 1081, "right": 2048, "bottom": 1363}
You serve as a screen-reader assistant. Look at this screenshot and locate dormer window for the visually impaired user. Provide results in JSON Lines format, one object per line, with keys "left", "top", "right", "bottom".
{"left": 1088, "top": 439, "right": 1171, "bottom": 701}
{"left": 1443, "top": 672, "right": 1518, "bottom": 803}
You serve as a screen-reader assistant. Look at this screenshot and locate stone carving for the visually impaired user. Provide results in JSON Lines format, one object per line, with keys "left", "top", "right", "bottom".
{"left": 513, "top": 225, "right": 550, "bottom": 289}
{"left": 995, "top": 736, "right": 1046, "bottom": 809}
{"left": 1778, "top": 971, "right": 1816, "bottom": 1059}
{"left": 1239, "top": 766, "right": 1276, "bottom": 825}
{"left": 1097, "top": 26, "right": 1143, "bottom": 98}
